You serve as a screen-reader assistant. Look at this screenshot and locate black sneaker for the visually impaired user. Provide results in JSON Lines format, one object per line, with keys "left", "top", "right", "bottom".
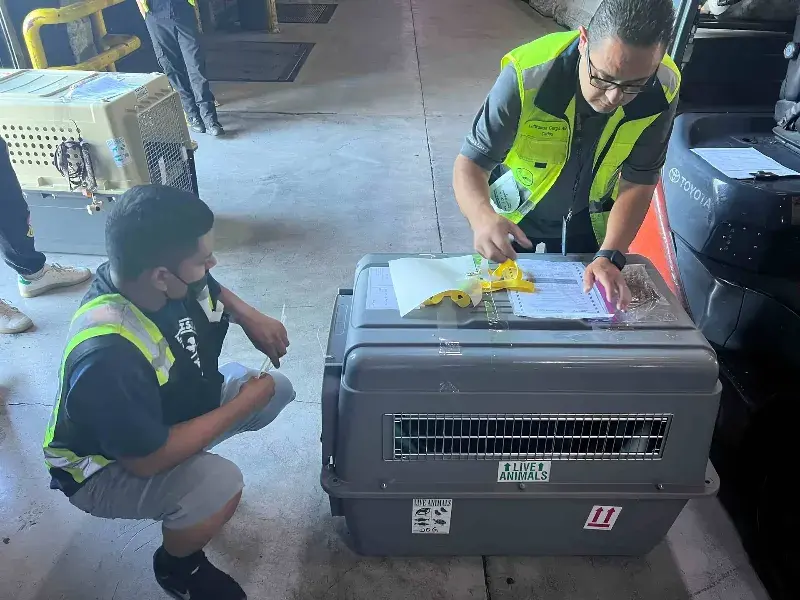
{"left": 187, "top": 117, "right": 206, "bottom": 134}
{"left": 207, "top": 122, "right": 225, "bottom": 137}
{"left": 153, "top": 547, "right": 246, "bottom": 600}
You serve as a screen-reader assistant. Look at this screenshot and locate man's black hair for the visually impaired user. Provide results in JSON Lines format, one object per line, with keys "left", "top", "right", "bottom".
{"left": 105, "top": 185, "right": 214, "bottom": 281}
{"left": 587, "top": 0, "right": 676, "bottom": 50}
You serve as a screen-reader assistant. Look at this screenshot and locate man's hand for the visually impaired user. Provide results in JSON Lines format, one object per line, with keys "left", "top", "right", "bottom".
{"left": 239, "top": 312, "right": 290, "bottom": 368}
{"left": 238, "top": 373, "right": 277, "bottom": 410}
{"left": 473, "top": 212, "right": 533, "bottom": 263}
{"left": 583, "top": 257, "right": 631, "bottom": 311}
{"left": 216, "top": 286, "right": 290, "bottom": 367}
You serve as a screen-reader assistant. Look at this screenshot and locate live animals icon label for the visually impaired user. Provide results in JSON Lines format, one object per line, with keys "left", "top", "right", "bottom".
{"left": 584, "top": 505, "right": 622, "bottom": 531}
{"left": 412, "top": 499, "right": 453, "bottom": 534}
{"left": 497, "top": 460, "right": 550, "bottom": 483}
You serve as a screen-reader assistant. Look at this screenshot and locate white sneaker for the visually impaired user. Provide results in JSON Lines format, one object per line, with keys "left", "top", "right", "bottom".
{"left": 0, "top": 298, "right": 33, "bottom": 334}
{"left": 18, "top": 263, "right": 92, "bottom": 299}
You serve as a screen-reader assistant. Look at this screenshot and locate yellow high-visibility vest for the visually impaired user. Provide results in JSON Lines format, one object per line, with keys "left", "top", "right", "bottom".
{"left": 42, "top": 294, "right": 176, "bottom": 484}
{"left": 500, "top": 31, "right": 681, "bottom": 244}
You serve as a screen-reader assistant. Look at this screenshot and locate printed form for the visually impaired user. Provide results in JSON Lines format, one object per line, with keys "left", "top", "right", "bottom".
{"left": 509, "top": 260, "right": 613, "bottom": 320}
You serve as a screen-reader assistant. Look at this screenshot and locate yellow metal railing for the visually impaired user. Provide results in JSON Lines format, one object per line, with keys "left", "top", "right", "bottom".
{"left": 23, "top": 0, "right": 140, "bottom": 71}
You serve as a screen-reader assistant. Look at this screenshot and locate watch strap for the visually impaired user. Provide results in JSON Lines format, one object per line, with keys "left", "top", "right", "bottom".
{"left": 594, "top": 249, "right": 626, "bottom": 271}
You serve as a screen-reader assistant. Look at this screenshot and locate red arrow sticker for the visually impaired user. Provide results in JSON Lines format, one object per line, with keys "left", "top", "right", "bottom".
{"left": 584, "top": 505, "right": 622, "bottom": 531}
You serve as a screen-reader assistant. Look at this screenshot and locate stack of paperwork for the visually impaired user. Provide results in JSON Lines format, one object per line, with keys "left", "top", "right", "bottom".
{"left": 366, "top": 255, "right": 614, "bottom": 320}
{"left": 508, "top": 259, "right": 612, "bottom": 320}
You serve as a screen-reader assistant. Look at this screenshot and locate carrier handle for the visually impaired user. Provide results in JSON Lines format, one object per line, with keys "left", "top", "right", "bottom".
{"left": 321, "top": 290, "right": 352, "bottom": 467}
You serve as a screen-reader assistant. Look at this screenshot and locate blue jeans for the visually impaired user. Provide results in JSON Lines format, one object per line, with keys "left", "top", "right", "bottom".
{"left": 0, "top": 137, "right": 46, "bottom": 276}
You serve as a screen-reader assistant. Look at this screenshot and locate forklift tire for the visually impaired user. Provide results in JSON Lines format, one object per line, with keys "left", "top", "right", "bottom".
{"left": 735, "top": 394, "right": 798, "bottom": 600}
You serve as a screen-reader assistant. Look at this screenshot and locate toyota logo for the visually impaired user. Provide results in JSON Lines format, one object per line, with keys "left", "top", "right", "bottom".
{"left": 668, "top": 168, "right": 680, "bottom": 183}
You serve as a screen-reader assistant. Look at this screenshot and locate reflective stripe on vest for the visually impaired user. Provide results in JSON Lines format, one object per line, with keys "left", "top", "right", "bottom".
{"left": 42, "top": 294, "right": 175, "bottom": 484}
{"left": 137, "top": 0, "right": 196, "bottom": 14}
{"left": 500, "top": 31, "right": 681, "bottom": 244}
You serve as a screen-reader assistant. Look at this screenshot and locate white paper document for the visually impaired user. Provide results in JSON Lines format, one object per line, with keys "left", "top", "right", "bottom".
{"left": 388, "top": 255, "right": 482, "bottom": 317}
{"left": 366, "top": 267, "right": 399, "bottom": 310}
{"left": 509, "top": 260, "right": 613, "bottom": 320}
{"left": 691, "top": 147, "right": 800, "bottom": 179}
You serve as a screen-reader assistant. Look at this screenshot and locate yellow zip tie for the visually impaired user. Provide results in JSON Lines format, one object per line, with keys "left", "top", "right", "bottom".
{"left": 480, "top": 260, "right": 535, "bottom": 293}
{"left": 422, "top": 260, "right": 534, "bottom": 308}
{"left": 423, "top": 290, "right": 472, "bottom": 308}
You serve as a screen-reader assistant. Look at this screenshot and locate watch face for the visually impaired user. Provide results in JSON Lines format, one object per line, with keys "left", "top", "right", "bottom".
{"left": 785, "top": 43, "right": 797, "bottom": 60}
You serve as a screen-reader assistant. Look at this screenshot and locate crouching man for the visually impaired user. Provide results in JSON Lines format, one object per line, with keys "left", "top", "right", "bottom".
{"left": 43, "top": 185, "right": 295, "bottom": 600}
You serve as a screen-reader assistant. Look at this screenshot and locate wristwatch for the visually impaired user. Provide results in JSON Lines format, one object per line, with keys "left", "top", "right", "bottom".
{"left": 594, "top": 249, "right": 627, "bottom": 271}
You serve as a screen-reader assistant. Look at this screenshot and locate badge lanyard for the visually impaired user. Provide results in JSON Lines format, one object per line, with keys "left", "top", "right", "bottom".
{"left": 562, "top": 113, "right": 585, "bottom": 256}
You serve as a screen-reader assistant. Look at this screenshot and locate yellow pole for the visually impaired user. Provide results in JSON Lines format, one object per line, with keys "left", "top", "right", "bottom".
{"left": 90, "top": 9, "right": 116, "bottom": 71}
{"left": 22, "top": 0, "right": 130, "bottom": 70}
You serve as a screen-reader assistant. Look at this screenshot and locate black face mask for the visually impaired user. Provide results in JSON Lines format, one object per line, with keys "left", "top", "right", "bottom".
{"left": 172, "top": 271, "right": 208, "bottom": 301}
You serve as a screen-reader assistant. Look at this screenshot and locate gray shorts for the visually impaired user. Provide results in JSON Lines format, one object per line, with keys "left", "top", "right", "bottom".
{"left": 69, "top": 363, "right": 295, "bottom": 530}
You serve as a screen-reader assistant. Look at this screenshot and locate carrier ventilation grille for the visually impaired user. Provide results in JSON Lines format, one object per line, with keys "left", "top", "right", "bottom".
{"left": 137, "top": 94, "right": 193, "bottom": 192}
{"left": 390, "top": 413, "right": 672, "bottom": 461}
{"left": 1, "top": 124, "right": 77, "bottom": 168}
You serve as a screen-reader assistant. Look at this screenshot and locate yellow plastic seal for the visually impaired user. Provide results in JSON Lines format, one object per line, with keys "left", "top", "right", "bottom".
{"left": 423, "top": 290, "right": 472, "bottom": 308}
{"left": 421, "top": 260, "right": 534, "bottom": 308}
{"left": 480, "top": 260, "right": 535, "bottom": 293}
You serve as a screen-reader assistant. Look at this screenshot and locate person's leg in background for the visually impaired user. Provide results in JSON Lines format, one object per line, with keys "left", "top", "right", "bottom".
{"left": 145, "top": 12, "right": 207, "bottom": 134}
{"left": 0, "top": 138, "right": 91, "bottom": 335}
{"left": 173, "top": 2, "right": 224, "bottom": 136}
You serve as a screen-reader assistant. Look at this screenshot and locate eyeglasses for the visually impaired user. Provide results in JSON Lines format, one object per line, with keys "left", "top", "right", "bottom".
{"left": 586, "top": 49, "right": 654, "bottom": 95}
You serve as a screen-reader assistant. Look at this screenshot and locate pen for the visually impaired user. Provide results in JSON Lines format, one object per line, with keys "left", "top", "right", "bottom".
{"left": 259, "top": 303, "right": 287, "bottom": 375}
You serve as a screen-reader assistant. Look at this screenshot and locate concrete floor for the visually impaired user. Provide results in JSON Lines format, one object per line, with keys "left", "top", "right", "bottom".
{"left": 0, "top": 0, "right": 775, "bottom": 598}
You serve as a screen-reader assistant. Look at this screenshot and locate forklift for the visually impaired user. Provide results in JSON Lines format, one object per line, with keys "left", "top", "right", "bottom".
{"left": 658, "top": 2, "right": 800, "bottom": 598}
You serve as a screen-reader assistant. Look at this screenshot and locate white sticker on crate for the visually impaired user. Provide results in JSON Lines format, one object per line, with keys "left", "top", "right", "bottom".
{"left": 134, "top": 85, "right": 148, "bottom": 101}
{"left": 106, "top": 137, "right": 131, "bottom": 167}
{"left": 497, "top": 460, "right": 550, "bottom": 483}
{"left": 584, "top": 506, "right": 622, "bottom": 531}
{"left": 412, "top": 499, "right": 452, "bottom": 534}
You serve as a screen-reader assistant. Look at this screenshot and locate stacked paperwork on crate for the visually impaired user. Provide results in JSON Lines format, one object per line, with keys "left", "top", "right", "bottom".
{"left": 508, "top": 259, "right": 613, "bottom": 320}
{"left": 374, "top": 255, "right": 614, "bottom": 320}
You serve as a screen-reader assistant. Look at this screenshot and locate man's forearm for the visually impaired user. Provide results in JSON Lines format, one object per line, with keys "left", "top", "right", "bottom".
{"left": 599, "top": 179, "right": 656, "bottom": 254}
{"left": 120, "top": 391, "right": 258, "bottom": 477}
{"left": 453, "top": 155, "right": 494, "bottom": 226}
{"left": 218, "top": 285, "right": 260, "bottom": 326}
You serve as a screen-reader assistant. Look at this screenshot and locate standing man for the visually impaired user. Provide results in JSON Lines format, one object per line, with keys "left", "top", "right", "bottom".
{"left": 453, "top": 0, "right": 680, "bottom": 308}
{"left": 44, "top": 185, "right": 294, "bottom": 599}
{"left": 1, "top": 137, "right": 91, "bottom": 334}
{"left": 137, "top": 0, "right": 225, "bottom": 136}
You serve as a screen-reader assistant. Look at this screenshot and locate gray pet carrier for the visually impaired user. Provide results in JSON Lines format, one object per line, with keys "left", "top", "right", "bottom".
{"left": 321, "top": 254, "right": 720, "bottom": 556}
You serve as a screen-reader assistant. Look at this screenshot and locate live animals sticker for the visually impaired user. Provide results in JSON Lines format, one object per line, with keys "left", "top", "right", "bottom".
{"left": 412, "top": 499, "right": 452, "bottom": 534}
{"left": 497, "top": 460, "right": 550, "bottom": 483}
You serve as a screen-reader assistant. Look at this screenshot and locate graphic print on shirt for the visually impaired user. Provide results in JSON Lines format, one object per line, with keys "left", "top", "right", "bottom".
{"left": 175, "top": 317, "right": 201, "bottom": 369}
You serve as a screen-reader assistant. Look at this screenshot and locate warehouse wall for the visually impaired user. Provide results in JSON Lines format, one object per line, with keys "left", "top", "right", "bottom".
{"left": 532, "top": 0, "right": 799, "bottom": 27}
{"left": 61, "top": 0, "right": 98, "bottom": 64}
{"left": 528, "top": 0, "right": 599, "bottom": 29}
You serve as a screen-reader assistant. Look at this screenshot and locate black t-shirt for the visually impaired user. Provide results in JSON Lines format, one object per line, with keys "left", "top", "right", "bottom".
{"left": 61, "top": 263, "right": 225, "bottom": 461}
